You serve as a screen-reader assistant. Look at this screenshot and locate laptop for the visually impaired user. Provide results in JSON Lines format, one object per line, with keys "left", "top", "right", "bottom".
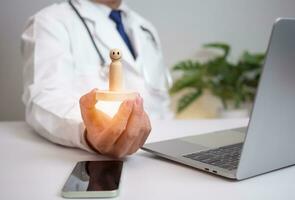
{"left": 142, "top": 18, "right": 295, "bottom": 180}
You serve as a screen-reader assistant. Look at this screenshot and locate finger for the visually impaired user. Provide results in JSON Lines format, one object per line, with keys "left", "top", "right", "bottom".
{"left": 112, "top": 97, "right": 144, "bottom": 157}
{"left": 138, "top": 112, "right": 152, "bottom": 148}
{"left": 80, "top": 89, "right": 110, "bottom": 128}
{"left": 110, "top": 99, "right": 134, "bottom": 134}
{"left": 97, "top": 100, "right": 134, "bottom": 150}
{"left": 80, "top": 89, "right": 98, "bottom": 127}
{"left": 126, "top": 97, "right": 145, "bottom": 154}
{"left": 128, "top": 110, "right": 152, "bottom": 155}
{"left": 80, "top": 89, "right": 109, "bottom": 117}
{"left": 79, "top": 89, "right": 97, "bottom": 111}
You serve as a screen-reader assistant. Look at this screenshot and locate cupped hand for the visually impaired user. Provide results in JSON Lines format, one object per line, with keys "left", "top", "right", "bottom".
{"left": 79, "top": 89, "right": 151, "bottom": 158}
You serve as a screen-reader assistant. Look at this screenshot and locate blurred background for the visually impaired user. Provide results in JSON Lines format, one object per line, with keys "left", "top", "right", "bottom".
{"left": 1, "top": 0, "right": 295, "bottom": 120}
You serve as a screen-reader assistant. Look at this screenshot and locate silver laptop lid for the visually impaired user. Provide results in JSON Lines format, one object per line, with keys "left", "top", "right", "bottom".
{"left": 237, "top": 18, "right": 295, "bottom": 180}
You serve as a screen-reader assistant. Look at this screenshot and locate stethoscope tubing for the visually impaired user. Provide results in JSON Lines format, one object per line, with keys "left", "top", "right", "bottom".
{"left": 69, "top": 0, "right": 106, "bottom": 66}
{"left": 68, "top": 0, "right": 171, "bottom": 89}
{"left": 68, "top": 0, "right": 158, "bottom": 67}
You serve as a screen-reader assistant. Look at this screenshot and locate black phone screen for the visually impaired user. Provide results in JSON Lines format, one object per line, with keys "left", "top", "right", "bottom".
{"left": 62, "top": 161, "right": 123, "bottom": 192}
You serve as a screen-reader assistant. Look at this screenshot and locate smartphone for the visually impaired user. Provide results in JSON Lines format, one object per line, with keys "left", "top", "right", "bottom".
{"left": 61, "top": 161, "right": 123, "bottom": 198}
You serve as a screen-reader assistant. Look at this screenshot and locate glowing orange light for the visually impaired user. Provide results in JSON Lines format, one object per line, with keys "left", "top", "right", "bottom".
{"left": 95, "top": 100, "right": 122, "bottom": 118}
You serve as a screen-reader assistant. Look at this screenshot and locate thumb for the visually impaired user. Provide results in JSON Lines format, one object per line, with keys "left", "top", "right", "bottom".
{"left": 79, "top": 89, "right": 98, "bottom": 111}
{"left": 80, "top": 89, "right": 110, "bottom": 125}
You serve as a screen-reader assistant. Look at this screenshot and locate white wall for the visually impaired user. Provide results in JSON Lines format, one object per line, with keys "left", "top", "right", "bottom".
{"left": 1, "top": 0, "right": 295, "bottom": 120}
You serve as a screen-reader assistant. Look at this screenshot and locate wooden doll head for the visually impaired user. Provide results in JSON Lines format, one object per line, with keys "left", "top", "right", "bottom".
{"left": 110, "top": 49, "right": 122, "bottom": 61}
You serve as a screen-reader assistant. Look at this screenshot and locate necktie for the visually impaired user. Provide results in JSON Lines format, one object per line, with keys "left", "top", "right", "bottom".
{"left": 109, "top": 10, "right": 136, "bottom": 59}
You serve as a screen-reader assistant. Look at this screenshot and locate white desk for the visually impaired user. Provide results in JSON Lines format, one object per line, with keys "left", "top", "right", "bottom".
{"left": 1, "top": 120, "right": 294, "bottom": 200}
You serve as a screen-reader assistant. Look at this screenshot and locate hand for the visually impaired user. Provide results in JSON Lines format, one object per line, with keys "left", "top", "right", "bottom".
{"left": 79, "top": 89, "right": 151, "bottom": 158}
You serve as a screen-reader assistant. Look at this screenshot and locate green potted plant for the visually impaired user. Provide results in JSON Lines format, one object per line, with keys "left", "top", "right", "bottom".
{"left": 169, "top": 42, "right": 265, "bottom": 118}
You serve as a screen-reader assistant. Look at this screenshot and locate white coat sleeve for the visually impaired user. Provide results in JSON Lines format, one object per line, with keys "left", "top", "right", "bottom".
{"left": 21, "top": 12, "right": 93, "bottom": 153}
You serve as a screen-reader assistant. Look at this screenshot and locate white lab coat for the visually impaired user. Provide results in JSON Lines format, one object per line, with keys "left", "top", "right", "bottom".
{"left": 21, "top": 0, "right": 172, "bottom": 152}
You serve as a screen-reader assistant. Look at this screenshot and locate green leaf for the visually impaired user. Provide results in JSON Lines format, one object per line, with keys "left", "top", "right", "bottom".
{"left": 205, "top": 57, "right": 231, "bottom": 76}
{"left": 240, "top": 51, "right": 265, "bottom": 65}
{"left": 203, "top": 42, "right": 231, "bottom": 58}
{"left": 177, "top": 90, "right": 202, "bottom": 113}
{"left": 170, "top": 42, "right": 265, "bottom": 112}
{"left": 172, "top": 60, "right": 202, "bottom": 71}
{"left": 169, "top": 73, "right": 200, "bottom": 94}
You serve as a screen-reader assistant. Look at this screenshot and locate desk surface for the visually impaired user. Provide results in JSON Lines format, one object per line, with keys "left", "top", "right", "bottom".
{"left": 1, "top": 119, "right": 294, "bottom": 200}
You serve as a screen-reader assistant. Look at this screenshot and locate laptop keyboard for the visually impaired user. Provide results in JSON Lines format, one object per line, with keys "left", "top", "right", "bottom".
{"left": 183, "top": 143, "right": 243, "bottom": 171}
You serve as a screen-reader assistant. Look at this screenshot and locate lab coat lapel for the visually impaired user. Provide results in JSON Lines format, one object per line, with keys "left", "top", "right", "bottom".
{"left": 73, "top": 0, "right": 137, "bottom": 72}
{"left": 128, "top": 16, "right": 146, "bottom": 72}
{"left": 132, "top": 27, "right": 144, "bottom": 66}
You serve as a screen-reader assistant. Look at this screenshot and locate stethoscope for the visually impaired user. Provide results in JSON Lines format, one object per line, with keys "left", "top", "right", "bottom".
{"left": 68, "top": 0, "right": 158, "bottom": 68}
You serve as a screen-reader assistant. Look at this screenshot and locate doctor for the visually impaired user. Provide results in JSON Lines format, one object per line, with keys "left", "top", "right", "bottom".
{"left": 21, "top": 0, "right": 172, "bottom": 158}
